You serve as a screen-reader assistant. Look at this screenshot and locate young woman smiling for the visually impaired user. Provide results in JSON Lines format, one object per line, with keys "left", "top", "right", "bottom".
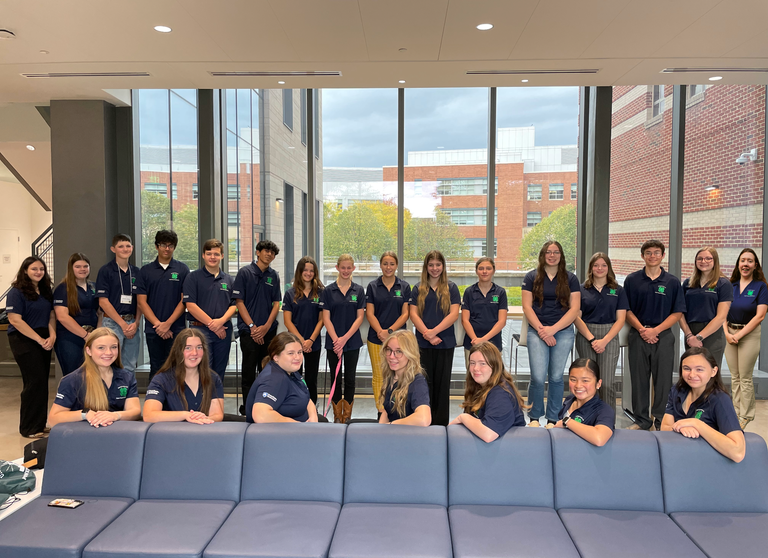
{"left": 555, "top": 358, "right": 614, "bottom": 447}
{"left": 378, "top": 330, "right": 430, "bottom": 426}
{"left": 461, "top": 257, "right": 508, "bottom": 360}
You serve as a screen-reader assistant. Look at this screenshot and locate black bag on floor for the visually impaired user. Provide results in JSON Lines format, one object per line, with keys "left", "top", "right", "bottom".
{"left": 23, "top": 437, "right": 48, "bottom": 469}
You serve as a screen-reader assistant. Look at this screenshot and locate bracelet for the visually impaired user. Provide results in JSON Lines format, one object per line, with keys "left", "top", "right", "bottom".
{"left": 114, "top": 412, "right": 121, "bottom": 421}
{"left": 587, "top": 337, "right": 596, "bottom": 343}
{"left": 685, "top": 333, "right": 693, "bottom": 339}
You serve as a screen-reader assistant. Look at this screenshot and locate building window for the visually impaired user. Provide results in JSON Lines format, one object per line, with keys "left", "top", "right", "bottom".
{"left": 300, "top": 90, "right": 307, "bottom": 145}
{"left": 227, "top": 211, "right": 239, "bottom": 227}
{"left": 144, "top": 182, "right": 167, "bottom": 196}
{"left": 284, "top": 183, "right": 295, "bottom": 281}
{"left": 527, "top": 212, "right": 542, "bottom": 227}
{"left": 171, "top": 182, "right": 178, "bottom": 200}
{"left": 227, "top": 184, "right": 239, "bottom": 200}
{"left": 441, "top": 208, "right": 497, "bottom": 226}
{"left": 436, "top": 177, "right": 498, "bottom": 196}
{"left": 652, "top": 85, "right": 665, "bottom": 117}
{"left": 527, "top": 184, "right": 542, "bottom": 200}
{"left": 468, "top": 239, "right": 498, "bottom": 258}
{"left": 549, "top": 183, "right": 564, "bottom": 200}
{"left": 313, "top": 90, "right": 320, "bottom": 159}
{"left": 283, "top": 89, "right": 293, "bottom": 131}
{"left": 571, "top": 183, "right": 577, "bottom": 200}
{"left": 688, "top": 84, "right": 707, "bottom": 98}
{"left": 192, "top": 183, "right": 199, "bottom": 200}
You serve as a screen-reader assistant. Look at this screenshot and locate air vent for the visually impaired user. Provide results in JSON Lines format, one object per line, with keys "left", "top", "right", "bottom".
{"left": 661, "top": 67, "right": 768, "bottom": 74}
{"left": 21, "top": 72, "right": 151, "bottom": 78}
{"left": 467, "top": 69, "right": 599, "bottom": 75}
{"left": 209, "top": 71, "right": 342, "bottom": 77}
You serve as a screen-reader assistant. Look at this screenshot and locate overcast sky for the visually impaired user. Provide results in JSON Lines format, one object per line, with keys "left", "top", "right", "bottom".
{"left": 138, "top": 87, "right": 579, "bottom": 169}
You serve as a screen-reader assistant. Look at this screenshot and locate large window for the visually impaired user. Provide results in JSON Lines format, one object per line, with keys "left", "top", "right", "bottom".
{"left": 136, "top": 89, "right": 199, "bottom": 269}
{"left": 441, "top": 208, "right": 497, "bottom": 226}
{"left": 527, "top": 212, "right": 542, "bottom": 227}
{"left": 549, "top": 183, "right": 564, "bottom": 200}
{"left": 436, "top": 177, "right": 497, "bottom": 196}
{"left": 527, "top": 184, "right": 542, "bottom": 200}
{"left": 283, "top": 89, "right": 293, "bottom": 131}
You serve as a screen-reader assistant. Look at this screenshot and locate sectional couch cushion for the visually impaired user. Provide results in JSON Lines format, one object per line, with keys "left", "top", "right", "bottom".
{"left": 670, "top": 512, "right": 768, "bottom": 558}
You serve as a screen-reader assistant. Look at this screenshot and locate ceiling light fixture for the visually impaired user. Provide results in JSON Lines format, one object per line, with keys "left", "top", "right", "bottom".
{"left": 26, "top": 145, "right": 35, "bottom": 151}
{"left": 709, "top": 76, "right": 723, "bottom": 81}
{"left": 0, "top": 29, "right": 16, "bottom": 40}
{"left": 22, "top": 71, "right": 151, "bottom": 78}
{"left": 39, "top": 50, "right": 49, "bottom": 55}
{"left": 476, "top": 23, "right": 493, "bottom": 31}
{"left": 399, "top": 48, "right": 407, "bottom": 52}
{"left": 704, "top": 185, "right": 719, "bottom": 191}
{"left": 210, "top": 70, "right": 342, "bottom": 77}
{"left": 278, "top": 81, "right": 285, "bottom": 84}
{"left": 399, "top": 80, "right": 405, "bottom": 84}
{"left": 521, "top": 79, "right": 529, "bottom": 83}
{"left": 154, "top": 25, "right": 172, "bottom": 33}
{"left": 467, "top": 69, "right": 599, "bottom": 75}
{"left": 661, "top": 67, "right": 768, "bottom": 74}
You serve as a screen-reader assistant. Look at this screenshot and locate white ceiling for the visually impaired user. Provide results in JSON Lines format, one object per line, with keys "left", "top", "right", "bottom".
{"left": 0, "top": 0, "right": 767, "bottom": 105}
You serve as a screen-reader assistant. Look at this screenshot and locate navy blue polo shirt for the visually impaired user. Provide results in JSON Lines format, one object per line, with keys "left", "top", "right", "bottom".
{"left": 409, "top": 282, "right": 461, "bottom": 349}
{"left": 558, "top": 393, "right": 615, "bottom": 429}
{"left": 383, "top": 373, "right": 430, "bottom": 422}
{"left": 145, "top": 369, "right": 224, "bottom": 412}
{"left": 135, "top": 258, "right": 190, "bottom": 334}
{"left": 366, "top": 276, "right": 412, "bottom": 345}
{"left": 580, "top": 283, "right": 630, "bottom": 324}
{"left": 6, "top": 287, "right": 52, "bottom": 334}
{"left": 53, "top": 283, "right": 99, "bottom": 342}
{"left": 665, "top": 385, "right": 740, "bottom": 435}
{"left": 95, "top": 260, "right": 140, "bottom": 315}
{"left": 462, "top": 282, "right": 508, "bottom": 350}
{"left": 246, "top": 362, "right": 310, "bottom": 423}
{"left": 321, "top": 281, "right": 366, "bottom": 351}
{"left": 522, "top": 270, "right": 581, "bottom": 327}
{"left": 54, "top": 366, "right": 138, "bottom": 411}
{"left": 232, "top": 262, "right": 281, "bottom": 333}
{"left": 473, "top": 383, "right": 526, "bottom": 437}
{"left": 183, "top": 268, "right": 235, "bottom": 329}
{"left": 623, "top": 267, "right": 686, "bottom": 327}
{"left": 682, "top": 277, "right": 733, "bottom": 324}
{"left": 728, "top": 280, "right": 768, "bottom": 324}
{"left": 283, "top": 287, "right": 324, "bottom": 352}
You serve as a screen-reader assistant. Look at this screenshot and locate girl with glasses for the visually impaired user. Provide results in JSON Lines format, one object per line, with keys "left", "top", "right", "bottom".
{"left": 378, "top": 330, "right": 430, "bottom": 426}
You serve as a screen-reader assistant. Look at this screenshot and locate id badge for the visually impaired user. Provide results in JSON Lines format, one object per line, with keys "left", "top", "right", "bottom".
{"left": 120, "top": 294, "right": 133, "bottom": 305}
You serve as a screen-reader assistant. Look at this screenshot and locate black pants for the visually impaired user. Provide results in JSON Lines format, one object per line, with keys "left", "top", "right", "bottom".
{"left": 327, "top": 349, "right": 359, "bottom": 404}
{"left": 627, "top": 328, "right": 675, "bottom": 430}
{"left": 10, "top": 329, "right": 52, "bottom": 437}
{"left": 688, "top": 322, "right": 727, "bottom": 373}
{"left": 420, "top": 347, "right": 454, "bottom": 426}
{"left": 301, "top": 350, "right": 322, "bottom": 404}
{"left": 240, "top": 329, "right": 276, "bottom": 403}
{"left": 145, "top": 331, "right": 175, "bottom": 382}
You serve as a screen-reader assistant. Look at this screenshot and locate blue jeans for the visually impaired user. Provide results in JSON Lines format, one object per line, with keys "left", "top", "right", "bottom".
{"left": 103, "top": 317, "right": 140, "bottom": 374}
{"left": 192, "top": 326, "right": 233, "bottom": 381}
{"left": 145, "top": 330, "right": 175, "bottom": 381}
{"left": 526, "top": 325, "right": 574, "bottom": 422}
{"left": 54, "top": 335, "right": 85, "bottom": 375}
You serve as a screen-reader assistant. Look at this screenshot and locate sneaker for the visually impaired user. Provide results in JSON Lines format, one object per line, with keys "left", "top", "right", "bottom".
{"left": 739, "top": 418, "right": 750, "bottom": 430}
{"left": 239, "top": 404, "right": 246, "bottom": 416}
{"left": 23, "top": 432, "right": 47, "bottom": 439}
{"left": 43, "top": 427, "right": 51, "bottom": 434}
{"left": 527, "top": 420, "right": 540, "bottom": 427}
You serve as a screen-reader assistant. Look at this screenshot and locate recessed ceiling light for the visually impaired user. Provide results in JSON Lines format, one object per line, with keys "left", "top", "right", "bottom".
{"left": 154, "top": 25, "right": 172, "bottom": 33}
{"left": 278, "top": 81, "right": 285, "bottom": 84}
{"left": 26, "top": 145, "right": 35, "bottom": 151}
{"left": 399, "top": 48, "right": 407, "bottom": 52}
{"left": 709, "top": 76, "right": 723, "bottom": 81}
{"left": 399, "top": 80, "right": 406, "bottom": 84}
{"left": 39, "top": 50, "right": 49, "bottom": 55}
{"left": 476, "top": 23, "right": 493, "bottom": 31}
{"left": 521, "top": 79, "right": 529, "bottom": 83}
{"left": 288, "top": 146, "right": 294, "bottom": 149}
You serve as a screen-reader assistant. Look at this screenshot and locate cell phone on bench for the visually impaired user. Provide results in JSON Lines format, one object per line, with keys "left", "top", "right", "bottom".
{"left": 48, "top": 498, "right": 84, "bottom": 509}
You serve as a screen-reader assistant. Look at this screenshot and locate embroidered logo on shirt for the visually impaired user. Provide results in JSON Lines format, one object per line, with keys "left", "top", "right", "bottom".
{"left": 394, "top": 290, "right": 402, "bottom": 297}
{"left": 312, "top": 296, "right": 320, "bottom": 303}
{"left": 694, "top": 409, "right": 704, "bottom": 419}
{"left": 118, "top": 386, "right": 128, "bottom": 398}
{"left": 221, "top": 283, "right": 228, "bottom": 290}
{"left": 351, "top": 295, "right": 358, "bottom": 302}
{"left": 262, "top": 392, "right": 277, "bottom": 402}
{"left": 492, "top": 295, "right": 499, "bottom": 303}
{"left": 656, "top": 286, "right": 666, "bottom": 295}
{"left": 747, "top": 290, "right": 755, "bottom": 297}
{"left": 131, "top": 277, "right": 136, "bottom": 284}
{"left": 266, "top": 277, "right": 273, "bottom": 285}
{"left": 608, "top": 289, "right": 617, "bottom": 296}
{"left": 574, "top": 416, "right": 584, "bottom": 423}
{"left": 707, "top": 287, "right": 717, "bottom": 292}
{"left": 170, "top": 272, "right": 179, "bottom": 281}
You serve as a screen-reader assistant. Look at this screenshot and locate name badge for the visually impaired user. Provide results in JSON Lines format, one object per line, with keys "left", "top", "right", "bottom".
{"left": 120, "top": 294, "right": 133, "bottom": 305}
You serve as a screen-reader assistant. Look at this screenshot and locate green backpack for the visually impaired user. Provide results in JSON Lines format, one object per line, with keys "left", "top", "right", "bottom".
{"left": 0, "top": 461, "right": 36, "bottom": 508}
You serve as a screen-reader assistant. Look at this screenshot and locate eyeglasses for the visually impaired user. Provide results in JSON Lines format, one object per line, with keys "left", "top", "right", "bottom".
{"left": 545, "top": 251, "right": 560, "bottom": 256}
{"left": 158, "top": 243, "right": 175, "bottom": 249}
{"left": 696, "top": 257, "right": 714, "bottom": 262}
{"left": 384, "top": 348, "right": 403, "bottom": 357}
{"left": 644, "top": 251, "right": 663, "bottom": 257}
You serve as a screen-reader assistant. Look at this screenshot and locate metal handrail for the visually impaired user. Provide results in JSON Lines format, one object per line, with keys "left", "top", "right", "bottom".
{"left": 0, "top": 285, "right": 11, "bottom": 306}
{"left": 31, "top": 224, "right": 53, "bottom": 255}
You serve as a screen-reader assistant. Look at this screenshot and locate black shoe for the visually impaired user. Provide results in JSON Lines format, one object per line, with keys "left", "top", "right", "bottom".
{"left": 239, "top": 404, "right": 246, "bottom": 416}
{"left": 653, "top": 419, "right": 662, "bottom": 431}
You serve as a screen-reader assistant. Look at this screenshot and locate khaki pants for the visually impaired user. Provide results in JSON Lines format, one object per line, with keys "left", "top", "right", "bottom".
{"left": 367, "top": 340, "right": 385, "bottom": 411}
{"left": 724, "top": 324, "right": 760, "bottom": 421}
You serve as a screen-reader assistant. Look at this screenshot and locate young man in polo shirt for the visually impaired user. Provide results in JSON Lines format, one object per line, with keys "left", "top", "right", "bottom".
{"left": 232, "top": 239, "right": 282, "bottom": 414}
{"left": 95, "top": 234, "right": 143, "bottom": 373}
{"left": 624, "top": 239, "right": 686, "bottom": 430}
{"left": 135, "top": 230, "right": 190, "bottom": 381}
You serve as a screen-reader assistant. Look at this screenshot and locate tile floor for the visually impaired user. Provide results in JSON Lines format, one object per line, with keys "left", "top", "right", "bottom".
{"left": 1, "top": 376, "right": 765, "bottom": 461}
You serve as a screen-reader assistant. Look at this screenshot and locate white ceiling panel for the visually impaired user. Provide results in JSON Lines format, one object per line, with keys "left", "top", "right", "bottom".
{"left": 724, "top": 29, "right": 768, "bottom": 59}
{"left": 0, "top": 142, "right": 52, "bottom": 207}
{"left": 508, "top": 0, "right": 631, "bottom": 60}
{"left": 616, "top": 58, "right": 768, "bottom": 86}
{"left": 439, "top": 0, "right": 539, "bottom": 61}
{"left": 359, "top": 0, "right": 448, "bottom": 61}
{"left": 655, "top": 0, "right": 768, "bottom": 58}
{"left": 580, "top": 0, "right": 720, "bottom": 59}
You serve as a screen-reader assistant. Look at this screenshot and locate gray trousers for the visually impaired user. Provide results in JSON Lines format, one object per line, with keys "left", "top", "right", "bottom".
{"left": 575, "top": 323, "right": 621, "bottom": 422}
{"left": 627, "top": 328, "right": 676, "bottom": 430}
{"left": 687, "top": 322, "right": 726, "bottom": 372}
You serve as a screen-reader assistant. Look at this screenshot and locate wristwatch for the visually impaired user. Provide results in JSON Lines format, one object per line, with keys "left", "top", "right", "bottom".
{"left": 695, "top": 334, "right": 704, "bottom": 342}
{"left": 562, "top": 411, "right": 571, "bottom": 428}
{"left": 248, "top": 323, "right": 255, "bottom": 329}
{"left": 81, "top": 409, "right": 90, "bottom": 421}
{"left": 387, "top": 328, "right": 394, "bottom": 334}
{"left": 587, "top": 337, "right": 596, "bottom": 343}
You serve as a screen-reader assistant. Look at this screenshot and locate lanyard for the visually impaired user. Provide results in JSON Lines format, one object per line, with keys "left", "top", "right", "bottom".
{"left": 118, "top": 265, "right": 132, "bottom": 297}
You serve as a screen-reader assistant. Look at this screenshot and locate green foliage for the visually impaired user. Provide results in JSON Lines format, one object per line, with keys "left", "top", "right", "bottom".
{"left": 403, "top": 209, "right": 473, "bottom": 261}
{"left": 140, "top": 191, "right": 199, "bottom": 269}
{"left": 457, "top": 285, "right": 522, "bottom": 306}
{"left": 518, "top": 205, "right": 577, "bottom": 272}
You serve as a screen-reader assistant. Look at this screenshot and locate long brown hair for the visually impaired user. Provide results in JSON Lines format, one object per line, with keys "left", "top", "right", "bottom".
{"left": 462, "top": 342, "right": 526, "bottom": 414}
{"left": 378, "top": 330, "right": 425, "bottom": 417}
{"left": 676, "top": 347, "right": 727, "bottom": 402}
{"left": 12, "top": 256, "right": 53, "bottom": 301}
{"left": 583, "top": 252, "right": 618, "bottom": 290}
{"left": 729, "top": 248, "right": 767, "bottom": 284}
{"left": 531, "top": 241, "right": 571, "bottom": 309}
{"left": 157, "top": 329, "right": 215, "bottom": 414}
{"left": 416, "top": 250, "right": 451, "bottom": 316}
{"left": 292, "top": 256, "right": 324, "bottom": 302}
{"left": 690, "top": 247, "right": 723, "bottom": 289}
{"left": 82, "top": 327, "right": 123, "bottom": 411}
{"left": 60, "top": 253, "right": 91, "bottom": 316}
{"left": 261, "top": 331, "right": 303, "bottom": 368}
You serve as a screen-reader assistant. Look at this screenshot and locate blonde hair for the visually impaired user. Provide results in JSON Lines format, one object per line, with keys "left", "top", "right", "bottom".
{"left": 378, "top": 330, "right": 426, "bottom": 418}
{"left": 336, "top": 254, "right": 355, "bottom": 266}
{"left": 82, "top": 327, "right": 123, "bottom": 411}
{"left": 416, "top": 250, "right": 450, "bottom": 316}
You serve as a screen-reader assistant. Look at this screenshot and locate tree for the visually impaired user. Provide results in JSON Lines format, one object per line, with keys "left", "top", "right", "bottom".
{"left": 403, "top": 209, "right": 473, "bottom": 261}
{"left": 518, "top": 204, "right": 577, "bottom": 271}
{"left": 140, "top": 191, "right": 199, "bottom": 268}
{"left": 323, "top": 201, "right": 396, "bottom": 261}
